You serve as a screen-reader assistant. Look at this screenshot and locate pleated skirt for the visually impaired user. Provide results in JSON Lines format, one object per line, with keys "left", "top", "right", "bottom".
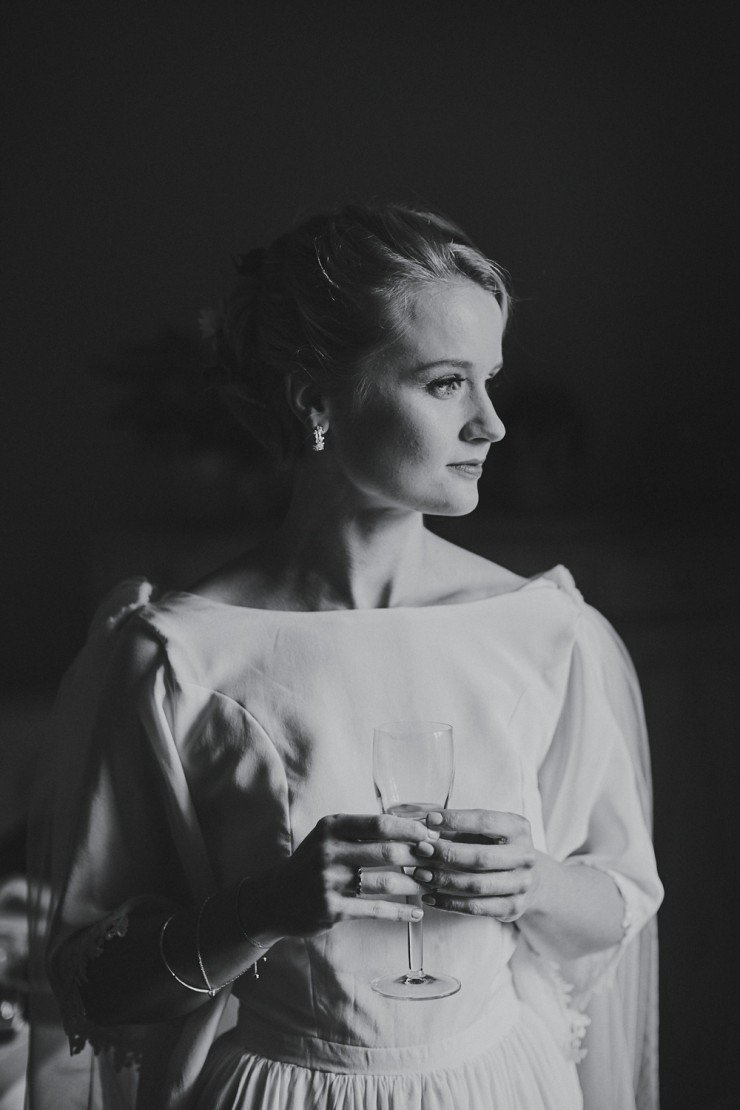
{"left": 193, "top": 977, "right": 583, "bottom": 1110}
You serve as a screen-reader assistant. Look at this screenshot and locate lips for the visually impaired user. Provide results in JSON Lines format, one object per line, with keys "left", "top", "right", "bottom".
{"left": 448, "top": 461, "right": 485, "bottom": 477}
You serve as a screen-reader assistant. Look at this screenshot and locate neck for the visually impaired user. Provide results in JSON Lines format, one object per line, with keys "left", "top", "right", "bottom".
{"left": 265, "top": 466, "right": 430, "bottom": 610}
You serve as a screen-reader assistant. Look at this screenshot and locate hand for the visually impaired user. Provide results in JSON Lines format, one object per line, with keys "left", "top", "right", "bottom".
{"left": 257, "top": 813, "right": 440, "bottom": 938}
{"left": 411, "top": 809, "right": 538, "bottom": 922}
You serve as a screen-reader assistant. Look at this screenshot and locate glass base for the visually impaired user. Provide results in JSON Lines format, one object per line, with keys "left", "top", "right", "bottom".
{"left": 370, "top": 971, "right": 461, "bottom": 1000}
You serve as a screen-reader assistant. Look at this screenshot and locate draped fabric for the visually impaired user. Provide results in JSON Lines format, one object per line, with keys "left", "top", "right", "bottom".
{"left": 509, "top": 582, "right": 661, "bottom": 1109}
{"left": 25, "top": 568, "right": 662, "bottom": 1109}
{"left": 25, "top": 580, "right": 231, "bottom": 1109}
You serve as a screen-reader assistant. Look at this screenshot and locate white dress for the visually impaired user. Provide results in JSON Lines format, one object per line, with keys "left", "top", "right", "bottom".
{"left": 26, "top": 568, "right": 663, "bottom": 1110}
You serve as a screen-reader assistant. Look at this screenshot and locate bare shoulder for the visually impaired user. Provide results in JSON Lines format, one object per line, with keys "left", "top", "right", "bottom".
{"left": 183, "top": 534, "right": 528, "bottom": 610}
{"left": 421, "top": 532, "right": 527, "bottom": 605}
{"left": 184, "top": 546, "right": 283, "bottom": 609}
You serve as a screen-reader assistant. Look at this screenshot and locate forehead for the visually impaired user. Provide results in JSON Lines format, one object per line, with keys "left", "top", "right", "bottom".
{"left": 393, "top": 279, "right": 503, "bottom": 369}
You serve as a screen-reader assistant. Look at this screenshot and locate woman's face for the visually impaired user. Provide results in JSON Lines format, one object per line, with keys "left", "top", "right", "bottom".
{"left": 326, "top": 279, "right": 505, "bottom": 516}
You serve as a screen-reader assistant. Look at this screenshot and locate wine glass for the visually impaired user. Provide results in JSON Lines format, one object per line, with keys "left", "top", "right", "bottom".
{"left": 370, "top": 720, "right": 461, "bottom": 1000}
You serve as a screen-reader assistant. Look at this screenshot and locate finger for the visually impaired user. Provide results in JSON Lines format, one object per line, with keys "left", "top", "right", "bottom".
{"left": 416, "top": 839, "right": 535, "bottom": 872}
{"left": 324, "top": 812, "right": 437, "bottom": 844}
{"left": 432, "top": 831, "right": 505, "bottom": 846}
{"left": 333, "top": 894, "right": 424, "bottom": 924}
{"left": 421, "top": 893, "right": 526, "bottom": 921}
{"left": 432, "top": 809, "right": 531, "bottom": 844}
{"left": 412, "top": 866, "right": 533, "bottom": 897}
{"left": 333, "top": 841, "right": 421, "bottom": 869}
{"left": 341, "top": 867, "right": 429, "bottom": 898}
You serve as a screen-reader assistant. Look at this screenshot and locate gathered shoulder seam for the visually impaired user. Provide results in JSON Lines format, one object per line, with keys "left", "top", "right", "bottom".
{"left": 177, "top": 678, "right": 274, "bottom": 741}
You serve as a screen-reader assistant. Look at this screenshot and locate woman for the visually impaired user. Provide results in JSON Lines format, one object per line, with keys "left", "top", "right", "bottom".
{"left": 27, "top": 202, "right": 663, "bottom": 1109}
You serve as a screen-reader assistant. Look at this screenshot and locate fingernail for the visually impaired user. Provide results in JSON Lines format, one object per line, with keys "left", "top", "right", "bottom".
{"left": 410, "top": 908, "right": 424, "bottom": 920}
{"left": 426, "top": 812, "right": 443, "bottom": 826}
{"left": 414, "top": 869, "right": 434, "bottom": 883}
{"left": 426, "top": 828, "right": 440, "bottom": 840}
{"left": 421, "top": 895, "right": 436, "bottom": 906}
{"left": 414, "top": 841, "right": 435, "bottom": 857}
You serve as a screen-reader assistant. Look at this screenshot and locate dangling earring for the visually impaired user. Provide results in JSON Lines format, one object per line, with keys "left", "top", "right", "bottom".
{"left": 312, "top": 425, "right": 326, "bottom": 452}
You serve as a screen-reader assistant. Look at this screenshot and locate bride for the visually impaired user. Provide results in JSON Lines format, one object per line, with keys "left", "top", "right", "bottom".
{"left": 27, "top": 201, "right": 662, "bottom": 1109}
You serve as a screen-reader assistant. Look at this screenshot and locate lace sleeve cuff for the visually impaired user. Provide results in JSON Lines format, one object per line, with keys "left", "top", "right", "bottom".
{"left": 50, "top": 909, "right": 146, "bottom": 1068}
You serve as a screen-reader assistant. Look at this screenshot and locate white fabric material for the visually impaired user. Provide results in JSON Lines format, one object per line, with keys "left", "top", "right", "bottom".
{"left": 194, "top": 970, "right": 582, "bottom": 1109}
{"left": 26, "top": 568, "right": 662, "bottom": 1109}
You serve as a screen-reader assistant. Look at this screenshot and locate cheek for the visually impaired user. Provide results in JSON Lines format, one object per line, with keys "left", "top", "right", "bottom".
{"left": 340, "top": 398, "right": 434, "bottom": 479}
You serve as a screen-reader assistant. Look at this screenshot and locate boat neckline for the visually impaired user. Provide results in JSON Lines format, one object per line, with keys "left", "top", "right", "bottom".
{"left": 156, "top": 566, "right": 565, "bottom": 617}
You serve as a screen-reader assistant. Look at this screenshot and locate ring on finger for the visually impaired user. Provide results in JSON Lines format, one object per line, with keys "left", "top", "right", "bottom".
{"left": 353, "top": 867, "right": 364, "bottom": 897}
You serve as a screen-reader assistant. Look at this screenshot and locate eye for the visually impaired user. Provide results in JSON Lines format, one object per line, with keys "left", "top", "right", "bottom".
{"left": 427, "top": 375, "right": 464, "bottom": 398}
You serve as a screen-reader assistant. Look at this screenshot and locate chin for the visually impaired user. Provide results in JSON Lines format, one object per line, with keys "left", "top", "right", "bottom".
{"left": 419, "top": 488, "right": 480, "bottom": 517}
{"left": 367, "top": 475, "right": 480, "bottom": 516}
{"left": 435, "top": 501, "right": 479, "bottom": 518}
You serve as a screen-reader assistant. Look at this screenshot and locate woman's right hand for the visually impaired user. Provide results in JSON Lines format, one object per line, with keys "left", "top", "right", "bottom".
{"left": 252, "top": 813, "right": 440, "bottom": 938}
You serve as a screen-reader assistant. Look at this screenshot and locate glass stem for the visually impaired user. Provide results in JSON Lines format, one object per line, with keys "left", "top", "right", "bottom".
{"left": 407, "top": 894, "right": 424, "bottom": 978}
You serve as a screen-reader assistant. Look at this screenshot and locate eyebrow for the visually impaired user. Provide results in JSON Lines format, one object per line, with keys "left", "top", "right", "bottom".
{"left": 411, "top": 359, "right": 504, "bottom": 376}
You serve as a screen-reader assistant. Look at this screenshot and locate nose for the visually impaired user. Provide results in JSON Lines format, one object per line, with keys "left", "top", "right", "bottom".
{"left": 462, "top": 389, "right": 506, "bottom": 444}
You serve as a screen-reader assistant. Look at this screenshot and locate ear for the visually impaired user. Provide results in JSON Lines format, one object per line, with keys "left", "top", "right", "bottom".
{"left": 284, "top": 370, "right": 330, "bottom": 432}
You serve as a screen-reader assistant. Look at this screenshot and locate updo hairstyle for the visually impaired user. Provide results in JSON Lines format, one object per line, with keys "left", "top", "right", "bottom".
{"left": 203, "top": 201, "right": 510, "bottom": 466}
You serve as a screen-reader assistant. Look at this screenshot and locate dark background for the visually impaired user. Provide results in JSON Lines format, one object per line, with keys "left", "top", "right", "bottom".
{"left": 1, "top": 3, "right": 737, "bottom": 1107}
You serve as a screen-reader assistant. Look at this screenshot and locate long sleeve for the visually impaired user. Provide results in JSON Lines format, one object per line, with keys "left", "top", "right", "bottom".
{"left": 536, "top": 602, "right": 663, "bottom": 997}
{"left": 26, "top": 580, "right": 230, "bottom": 1110}
{"left": 512, "top": 573, "right": 663, "bottom": 1110}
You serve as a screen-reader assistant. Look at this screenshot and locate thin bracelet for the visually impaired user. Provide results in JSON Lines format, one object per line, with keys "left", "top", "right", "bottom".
{"left": 236, "top": 877, "right": 271, "bottom": 949}
{"left": 159, "top": 914, "right": 211, "bottom": 995}
{"left": 196, "top": 895, "right": 255, "bottom": 994}
{"left": 161, "top": 909, "right": 246, "bottom": 996}
{"left": 195, "top": 895, "right": 216, "bottom": 997}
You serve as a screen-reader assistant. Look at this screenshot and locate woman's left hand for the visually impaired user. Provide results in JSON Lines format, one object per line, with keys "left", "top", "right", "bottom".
{"left": 412, "top": 809, "right": 539, "bottom": 922}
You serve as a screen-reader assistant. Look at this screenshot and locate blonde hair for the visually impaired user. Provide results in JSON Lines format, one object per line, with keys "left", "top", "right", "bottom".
{"left": 205, "top": 201, "right": 510, "bottom": 465}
